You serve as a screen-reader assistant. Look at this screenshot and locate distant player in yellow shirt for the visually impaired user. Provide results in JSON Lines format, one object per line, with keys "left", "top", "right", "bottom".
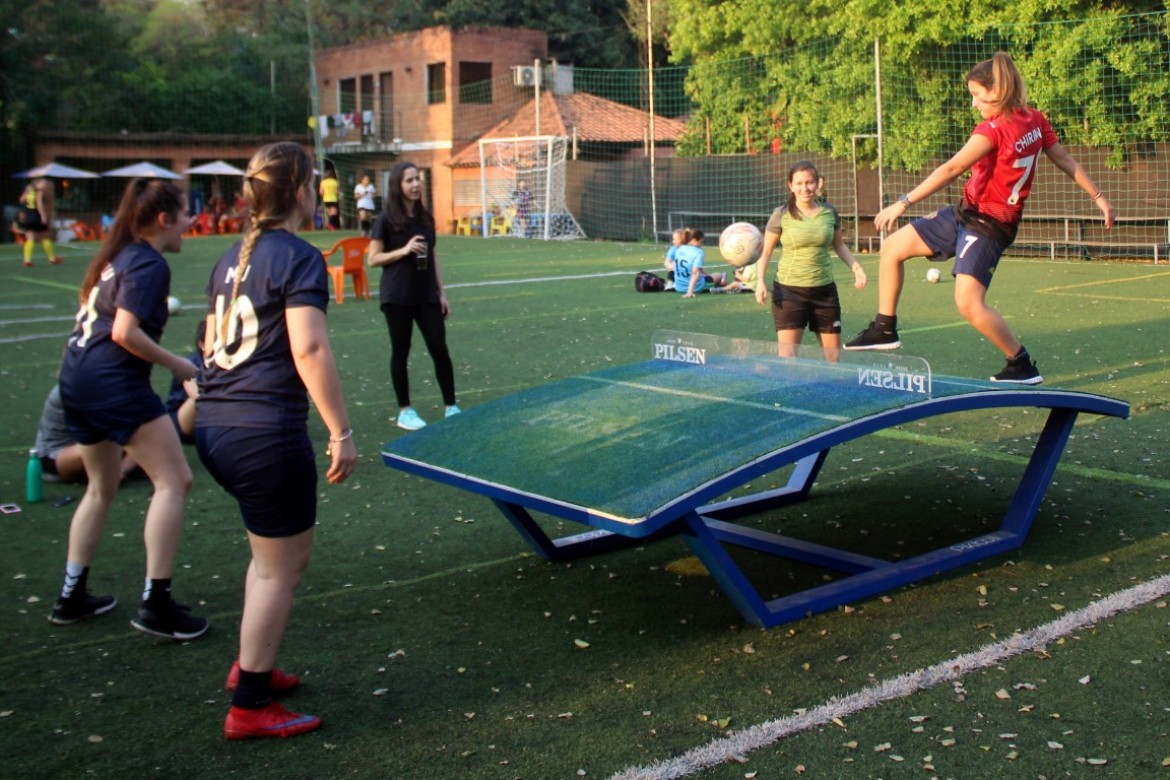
{"left": 318, "top": 164, "right": 340, "bottom": 230}
{"left": 15, "top": 177, "right": 63, "bottom": 267}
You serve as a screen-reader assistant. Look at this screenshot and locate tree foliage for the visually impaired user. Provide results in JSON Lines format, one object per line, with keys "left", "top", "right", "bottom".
{"left": 664, "top": 1, "right": 1170, "bottom": 166}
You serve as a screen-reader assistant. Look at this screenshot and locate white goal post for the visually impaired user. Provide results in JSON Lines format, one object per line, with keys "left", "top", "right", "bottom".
{"left": 477, "top": 135, "right": 585, "bottom": 240}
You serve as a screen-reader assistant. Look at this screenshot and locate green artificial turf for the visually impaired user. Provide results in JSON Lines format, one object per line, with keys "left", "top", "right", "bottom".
{"left": 0, "top": 234, "right": 1167, "bottom": 779}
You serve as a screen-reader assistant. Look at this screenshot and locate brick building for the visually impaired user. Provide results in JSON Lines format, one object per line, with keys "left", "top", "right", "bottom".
{"left": 313, "top": 26, "right": 549, "bottom": 233}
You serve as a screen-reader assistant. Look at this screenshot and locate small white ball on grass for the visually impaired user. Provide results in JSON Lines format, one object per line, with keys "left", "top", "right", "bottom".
{"left": 167, "top": 296, "right": 182, "bottom": 314}
{"left": 925, "top": 268, "right": 941, "bottom": 284}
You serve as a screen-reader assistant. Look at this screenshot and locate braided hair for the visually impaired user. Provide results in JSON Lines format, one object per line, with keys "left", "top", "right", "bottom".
{"left": 219, "top": 142, "right": 313, "bottom": 349}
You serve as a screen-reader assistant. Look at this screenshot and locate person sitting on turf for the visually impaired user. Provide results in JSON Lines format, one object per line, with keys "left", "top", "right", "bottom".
{"left": 673, "top": 228, "right": 728, "bottom": 297}
{"left": 662, "top": 228, "right": 684, "bottom": 284}
{"left": 163, "top": 320, "right": 205, "bottom": 444}
{"left": 34, "top": 384, "right": 142, "bottom": 483}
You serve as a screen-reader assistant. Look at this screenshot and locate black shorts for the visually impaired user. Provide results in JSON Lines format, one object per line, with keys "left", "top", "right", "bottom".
{"left": 63, "top": 393, "right": 168, "bottom": 446}
{"left": 196, "top": 426, "right": 318, "bottom": 538}
{"left": 771, "top": 281, "right": 842, "bottom": 334}
{"left": 16, "top": 207, "right": 48, "bottom": 233}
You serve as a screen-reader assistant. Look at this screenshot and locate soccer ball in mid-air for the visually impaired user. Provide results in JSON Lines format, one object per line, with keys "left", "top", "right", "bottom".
{"left": 167, "top": 295, "right": 182, "bottom": 314}
{"left": 925, "top": 268, "right": 941, "bottom": 284}
{"left": 718, "top": 222, "right": 764, "bottom": 268}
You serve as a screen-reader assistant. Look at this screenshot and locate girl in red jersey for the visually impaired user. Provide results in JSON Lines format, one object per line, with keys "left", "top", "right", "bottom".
{"left": 845, "top": 52, "right": 1115, "bottom": 384}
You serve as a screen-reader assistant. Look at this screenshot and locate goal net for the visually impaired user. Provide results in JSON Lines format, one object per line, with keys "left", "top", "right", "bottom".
{"left": 477, "top": 135, "right": 585, "bottom": 240}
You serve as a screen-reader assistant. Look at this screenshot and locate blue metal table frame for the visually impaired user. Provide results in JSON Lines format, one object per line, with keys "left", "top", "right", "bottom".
{"left": 384, "top": 386, "right": 1129, "bottom": 628}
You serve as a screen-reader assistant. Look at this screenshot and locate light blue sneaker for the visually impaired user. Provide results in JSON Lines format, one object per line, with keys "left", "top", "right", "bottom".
{"left": 396, "top": 407, "right": 427, "bottom": 431}
{"left": 444, "top": 404, "right": 461, "bottom": 418}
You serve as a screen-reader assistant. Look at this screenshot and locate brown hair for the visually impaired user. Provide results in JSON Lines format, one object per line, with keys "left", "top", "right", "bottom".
{"left": 681, "top": 227, "right": 705, "bottom": 244}
{"left": 785, "top": 160, "right": 821, "bottom": 219}
{"left": 968, "top": 51, "right": 1028, "bottom": 118}
{"left": 221, "top": 142, "right": 314, "bottom": 348}
{"left": 80, "top": 178, "right": 184, "bottom": 303}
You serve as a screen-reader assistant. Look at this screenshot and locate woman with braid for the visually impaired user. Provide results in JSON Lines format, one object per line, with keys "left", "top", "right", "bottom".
{"left": 50, "top": 178, "right": 206, "bottom": 640}
{"left": 198, "top": 142, "right": 356, "bottom": 740}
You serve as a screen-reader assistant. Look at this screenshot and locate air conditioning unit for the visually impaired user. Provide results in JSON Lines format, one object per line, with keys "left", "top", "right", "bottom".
{"left": 512, "top": 65, "right": 537, "bottom": 87}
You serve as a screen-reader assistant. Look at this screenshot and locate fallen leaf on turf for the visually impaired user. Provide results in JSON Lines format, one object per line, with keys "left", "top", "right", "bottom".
{"left": 976, "top": 585, "right": 987, "bottom": 596}
{"left": 995, "top": 689, "right": 1011, "bottom": 699}
{"left": 373, "top": 688, "right": 388, "bottom": 696}
{"left": 909, "top": 715, "right": 928, "bottom": 723}
{"left": 1048, "top": 741, "right": 1064, "bottom": 750}
{"left": 558, "top": 712, "right": 574, "bottom": 719}
{"left": 940, "top": 739, "right": 956, "bottom": 747}
{"left": 464, "top": 712, "right": 476, "bottom": 720}
{"left": 742, "top": 643, "right": 755, "bottom": 654}
{"left": 1086, "top": 758, "right": 1108, "bottom": 766}
{"left": 1078, "top": 675, "right": 1091, "bottom": 685}
{"left": 831, "top": 717, "right": 846, "bottom": 729}
{"left": 716, "top": 717, "right": 731, "bottom": 729}
{"left": 574, "top": 639, "right": 590, "bottom": 649}
{"left": 1006, "top": 750, "right": 1019, "bottom": 760}
{"left": 874, "top": 742, "right": 891, "bottom": 752}
{"left": 842, "top": 741, "right": 858, "bottom": 750}
{"left": 725, "top": 752, "right": 747, "bottom": 764}
{"left": 0, "top": 711, "right": 12, "bottom": 717}
{"left": 1050, "top": 603, "right": 1065, "bottom": 611}
{"left": 88, "top": 735, "right": 103, "bottom": 743}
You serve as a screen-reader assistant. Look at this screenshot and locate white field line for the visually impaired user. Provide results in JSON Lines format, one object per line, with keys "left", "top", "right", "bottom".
{"left": 610, "top": 571, "right": 1170, "bottom": 780}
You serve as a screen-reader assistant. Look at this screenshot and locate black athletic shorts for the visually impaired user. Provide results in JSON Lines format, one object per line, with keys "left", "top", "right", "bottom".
{"left": 771, "top": 281, "right": 842, "bottom": 334}
{"left": 196, "top": 425, "right": 318, "bottom": 538}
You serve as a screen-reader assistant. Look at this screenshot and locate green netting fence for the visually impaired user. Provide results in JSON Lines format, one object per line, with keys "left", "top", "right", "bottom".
{"left": 20, "top": 11, "right": 1170, "bottom": 259}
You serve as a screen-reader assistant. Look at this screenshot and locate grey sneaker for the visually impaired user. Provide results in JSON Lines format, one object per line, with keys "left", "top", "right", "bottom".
{"left": 131, "top": 600, "right": 209, "bottom": 640}
{"left": 48, "top": 592, "right": 117, "bottom": 625}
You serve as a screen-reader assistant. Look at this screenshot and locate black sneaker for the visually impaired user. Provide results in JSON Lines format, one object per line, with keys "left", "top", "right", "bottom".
{"left": 844, "top": 321, "right": 901, "bottom": 350}
{"left": 990, "top": 355, "right": 1043, "bottom": 385}
{"left": 131, "top": 600, "right": 209, "bottom": 640}
{"left": 48, "top": 592, "right": 117, "bottom": 625}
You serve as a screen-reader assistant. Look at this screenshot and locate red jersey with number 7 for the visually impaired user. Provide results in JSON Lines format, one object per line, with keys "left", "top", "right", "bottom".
{"left": 962, "top": 107, "right": 1058, "bottom": 227}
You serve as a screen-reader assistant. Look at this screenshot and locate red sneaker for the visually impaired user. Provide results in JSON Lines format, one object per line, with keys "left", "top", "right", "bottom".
{"left": 225, "top": 659, "right": 300, "bottom": 693}
{"left": 50, "top": 256, "right": 63, "bottom": 265}
{"left": 224, "top": 702, "right": 321, "bottom": 740}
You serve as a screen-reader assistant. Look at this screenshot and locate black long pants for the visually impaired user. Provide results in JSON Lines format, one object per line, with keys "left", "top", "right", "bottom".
{"left": 381, "top": 301, "right": 456, "bottom": 408}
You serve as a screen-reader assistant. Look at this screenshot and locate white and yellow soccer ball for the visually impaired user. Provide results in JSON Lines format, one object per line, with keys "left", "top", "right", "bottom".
{"left": 718, "top": 222, "right": 764, "bottom": 268}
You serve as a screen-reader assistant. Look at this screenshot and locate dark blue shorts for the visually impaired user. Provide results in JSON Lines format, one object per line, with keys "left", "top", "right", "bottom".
{"left": 910, "top": 207, "right": 1010, "bottom": 289}
{"left": 196, "top": 426, "right": 318, "bottom": 538}
{"left": 63, "top": 393, "right": 167, "bottom": 446}
{"left": 771, "top": 281, "right": 842, "bottom": 334}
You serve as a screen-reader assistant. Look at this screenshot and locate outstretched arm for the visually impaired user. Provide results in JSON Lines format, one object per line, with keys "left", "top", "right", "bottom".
{"left": 874, "top": 134, "right": 995, "bottom": 233}
{"left": 1043, "top": 142, "right": 1115, "bottom": 229}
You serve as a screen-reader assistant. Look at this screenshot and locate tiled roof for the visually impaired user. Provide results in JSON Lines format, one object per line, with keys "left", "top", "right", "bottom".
{"left": 448, "top": 92, "right": 687, "bottom": 167}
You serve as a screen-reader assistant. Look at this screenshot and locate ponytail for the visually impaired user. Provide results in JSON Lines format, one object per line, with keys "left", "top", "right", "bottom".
{"left": 968, "top": 51, "right": 1028, "bottom": 118}
{"left": 80, "top": 178, "right": 184, "bottom": 303}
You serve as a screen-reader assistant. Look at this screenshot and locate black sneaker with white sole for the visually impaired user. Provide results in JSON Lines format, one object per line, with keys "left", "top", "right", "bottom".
{"left": 131, "top": 600, "right": 209, "bottom": 640}
{"left": 48, "top": 591, "right": 117, "bottom": 625}
{"left": 844, "top": 321, "right": 901, "bottom": 350}
{"left": 990, "top": 354, "right": 1043, "bottom": 385}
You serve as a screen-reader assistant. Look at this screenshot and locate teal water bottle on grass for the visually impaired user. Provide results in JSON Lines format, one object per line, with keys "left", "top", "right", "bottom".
{"left": 26, "top": 449, "right": 44, "bottom": 503}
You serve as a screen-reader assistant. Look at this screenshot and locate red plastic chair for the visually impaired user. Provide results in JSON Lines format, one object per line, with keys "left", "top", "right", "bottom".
{"left": 322, "top": 237, "right": 371, "bottom": 303}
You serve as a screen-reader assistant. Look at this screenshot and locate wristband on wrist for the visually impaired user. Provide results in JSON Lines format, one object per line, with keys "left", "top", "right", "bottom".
{"left": 1090, "top": 190, "right": 1104, "bottom": 201}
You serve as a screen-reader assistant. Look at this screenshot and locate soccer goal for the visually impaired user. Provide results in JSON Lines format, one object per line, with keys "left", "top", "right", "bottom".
{"left": 477, "top": 135, "right": 585, "bottom": 240}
